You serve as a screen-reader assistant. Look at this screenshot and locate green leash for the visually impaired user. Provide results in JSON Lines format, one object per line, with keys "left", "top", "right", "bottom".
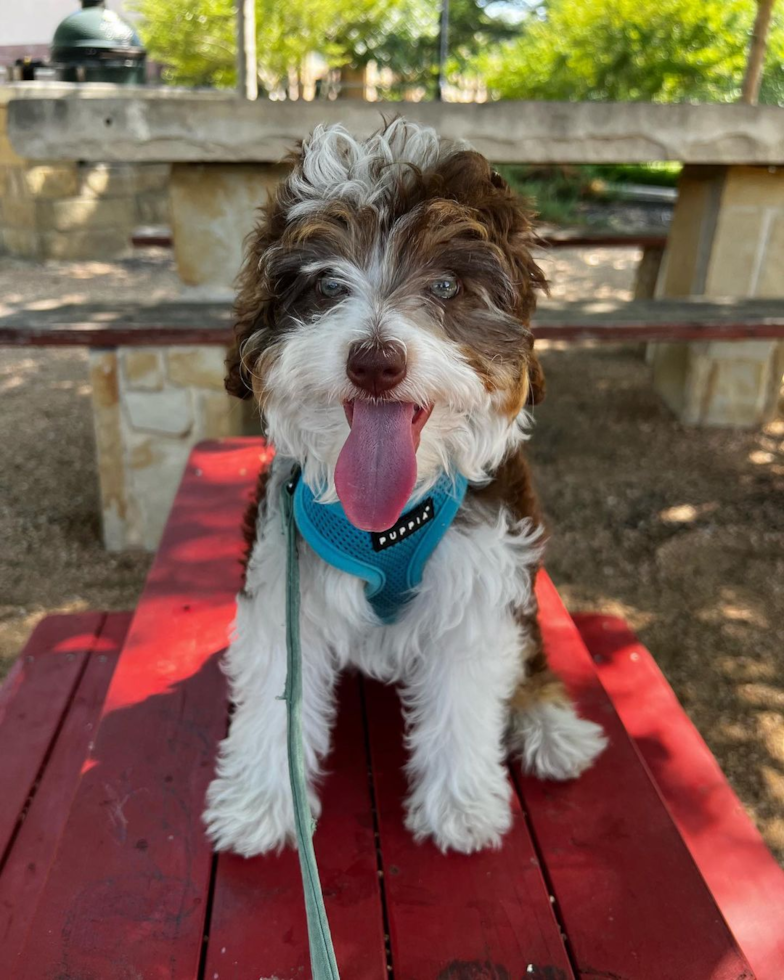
{"left": 281, "top": 475, "right": 341, "bottom": 980}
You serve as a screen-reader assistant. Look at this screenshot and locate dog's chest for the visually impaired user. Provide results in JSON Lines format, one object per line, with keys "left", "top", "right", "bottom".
{"left": 297, "top": 504, "right": 543, "bottom": 681}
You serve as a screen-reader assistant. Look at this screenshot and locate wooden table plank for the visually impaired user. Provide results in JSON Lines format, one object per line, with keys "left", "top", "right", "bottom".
{"left": 539, "top": 233, "right": 667, "bottom": 249}
{"left": 0, "top": 301, "right": 234, "bottom": 329}
{"left": 15, "top": 440, "right": 271, "bottom": 980}
{"left": 516, "top": 574, "right": 754, "bottom": 980}
{"left": 0, "top": 612, "right": 105, "bottom": 865}
{"left": 574, "top": 613, "right": 784, "bottom": 980}
{"left": 1, "top": 440, "right": 764, "bottom": 979}
{"left": 364, "top": 679, "right": 575, "bottom": 980}
{"left": 204, "top": 677, "right": 388, "bottom": 980}
{"left": 1, "top": 613, "right": 131, "bottom": 969}
{"left": 3, "top": 298, "right": 784, "bottom": 346}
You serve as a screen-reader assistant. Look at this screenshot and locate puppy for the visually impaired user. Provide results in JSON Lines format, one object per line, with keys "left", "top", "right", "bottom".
{"left": 203, "top": 119, "right": 606, "bottom": 856}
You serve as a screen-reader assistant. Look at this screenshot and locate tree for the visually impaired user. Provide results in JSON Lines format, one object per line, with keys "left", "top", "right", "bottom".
{"left": 130, "top": 0, "right": 375, "bottom": 91}
{"left": 130, "top": 0, "right": 235, "bottom": 88}
{"left": 130, "top": 0, "right": 522, "bottom": 97}
{"left": 350, "top": 0, "right": 521, "bottom": 97}
{"left": 742, "top": 0, "right": 779, "bottom": 103}
{"left": 480, "top": 0, "right": 784, "bottom": 104}
{"left": 236, "top": 0, "right": 258, "bottom": 99}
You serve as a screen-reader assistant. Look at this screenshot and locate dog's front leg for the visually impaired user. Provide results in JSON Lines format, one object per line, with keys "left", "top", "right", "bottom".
{"left": 203, "top": 559, "right": 338, "bottom": 857}
{"left": 402, "top": 610, "right": 523, "bottom": 854}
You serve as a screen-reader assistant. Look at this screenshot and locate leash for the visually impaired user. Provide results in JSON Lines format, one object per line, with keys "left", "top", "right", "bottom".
{"left": 281, "top": 473, "right": 341, "bottom": 980}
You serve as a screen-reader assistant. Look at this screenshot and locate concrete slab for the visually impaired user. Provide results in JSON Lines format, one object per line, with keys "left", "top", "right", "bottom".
{"left": 7, "top": 90, "right": 784, "bottom": 165}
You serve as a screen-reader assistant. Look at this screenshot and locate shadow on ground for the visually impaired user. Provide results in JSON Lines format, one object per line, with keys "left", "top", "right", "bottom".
{"left": 530, "top": 343, "right": 784, "bottom": 865}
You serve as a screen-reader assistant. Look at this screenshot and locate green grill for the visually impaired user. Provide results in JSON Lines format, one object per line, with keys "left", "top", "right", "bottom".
{"left": 51, "top": 0, "right": 146, "bottom": 85}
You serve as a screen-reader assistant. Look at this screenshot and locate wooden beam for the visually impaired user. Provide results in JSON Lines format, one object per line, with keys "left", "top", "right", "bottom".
{"left": 3, "top": 299, "right": 784, "bottom": 348}
{"left": 540, "top": 232, "right": 668, "bottom": 250}
{"left": 521, "top": 576, "right": 754, "bottom": 980}
{"left": 2, "top": 324, "right": 784, "bottom": 348}
{"left": 576, "top": 613, "right": 784, "bottom": 980}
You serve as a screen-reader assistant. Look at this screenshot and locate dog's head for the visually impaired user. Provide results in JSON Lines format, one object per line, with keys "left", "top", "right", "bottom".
{"left": 227, "top": 119, "right": 546, "bottom": 531}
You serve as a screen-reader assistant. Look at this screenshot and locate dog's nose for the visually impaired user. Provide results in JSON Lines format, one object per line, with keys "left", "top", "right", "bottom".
{"left": 346, "top": 342, "right": 407, "bottom": 397}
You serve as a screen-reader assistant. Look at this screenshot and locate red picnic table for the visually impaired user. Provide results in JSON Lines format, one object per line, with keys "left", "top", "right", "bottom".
{"left": 1, "top": 438, "right": 783, "bottom": 980}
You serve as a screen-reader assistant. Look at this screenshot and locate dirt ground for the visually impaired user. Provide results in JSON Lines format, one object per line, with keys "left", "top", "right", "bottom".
{"left": 1, "top": 246, "right": 782, "bottom": 864}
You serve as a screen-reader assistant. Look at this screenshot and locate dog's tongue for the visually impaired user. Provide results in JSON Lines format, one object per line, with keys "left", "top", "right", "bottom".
{"left": 335, "top": 401, "right": 417, "bottom": 532}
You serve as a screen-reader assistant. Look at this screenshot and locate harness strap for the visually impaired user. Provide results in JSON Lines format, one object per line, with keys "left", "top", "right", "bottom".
{"left": 293, "top": 470, "right": 469, "bottom": 623}
{"left": 281, "top": 476, "right": 340, "bottom": 980}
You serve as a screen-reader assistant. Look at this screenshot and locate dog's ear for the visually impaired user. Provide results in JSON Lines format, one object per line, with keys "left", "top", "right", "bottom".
{"left": 528, "top": 350, "right": 546, "bottom": 405}
{"left": 484, "top": 164, "right": 548, "bottom": 323}
{"left": 486, "top": 169, "right": 547, "bottom": 406}
{"left": 225, "top": 203, "right": 281, "bottom": 400}
{"left": 434, "top": 156, "right": 546, "bottom": 323}
{"left": 225, "top": 324, "right": 257, "bottom": 400}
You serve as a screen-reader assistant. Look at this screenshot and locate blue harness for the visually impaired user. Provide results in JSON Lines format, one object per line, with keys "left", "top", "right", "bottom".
{"left": 293, "top": 470, "right": 468, "bottom": 623}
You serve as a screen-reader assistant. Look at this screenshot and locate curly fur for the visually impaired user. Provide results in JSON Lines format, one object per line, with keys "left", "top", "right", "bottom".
{"left": 206, "top": 119, "right": 606, "bottom": 857}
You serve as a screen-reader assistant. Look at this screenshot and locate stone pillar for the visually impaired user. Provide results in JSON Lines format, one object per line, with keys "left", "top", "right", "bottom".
{"left": 651, "top": 165, "right": 784, "bottom": 427}
{"left": 169, "top": 163, "right": 289, "bottom": 292}
{"left": 90, "top": 345, "right": 257, "bottom": 550}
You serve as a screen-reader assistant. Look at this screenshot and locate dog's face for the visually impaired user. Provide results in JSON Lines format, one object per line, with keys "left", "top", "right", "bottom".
{"left": 228, "top": 120, "right": 546, "bottom": 531}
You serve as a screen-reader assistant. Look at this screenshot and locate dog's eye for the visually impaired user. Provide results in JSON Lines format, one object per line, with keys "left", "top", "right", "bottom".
{"left": 429, "top": 275, "right": 460, "bottom": 300}
{"left": 317, "top": 276, "right": 347, "bottom": 299}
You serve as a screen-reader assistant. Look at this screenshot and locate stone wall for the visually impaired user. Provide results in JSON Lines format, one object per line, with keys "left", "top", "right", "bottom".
{"left": 90, "top": 345, "right": 257, "bottom": 551}
{"left": 0, "top": 101, "right": 170, "bottom": 260}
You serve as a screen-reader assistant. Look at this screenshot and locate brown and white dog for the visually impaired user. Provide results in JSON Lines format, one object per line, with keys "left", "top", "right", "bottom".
{"left": 203, "top": 119, "right": 606, "bottom": 856}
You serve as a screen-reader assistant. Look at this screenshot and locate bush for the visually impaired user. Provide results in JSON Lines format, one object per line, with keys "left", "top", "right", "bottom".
{"left": 481, "top": 0, "right": 784, "bottom": 105}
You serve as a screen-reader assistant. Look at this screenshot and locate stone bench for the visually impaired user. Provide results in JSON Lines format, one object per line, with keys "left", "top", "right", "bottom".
{"left": 6, "top": 88, "right": 784, "bottom": 429}
{"left": 2, "top": 297, "right": 784, "bottom": 551}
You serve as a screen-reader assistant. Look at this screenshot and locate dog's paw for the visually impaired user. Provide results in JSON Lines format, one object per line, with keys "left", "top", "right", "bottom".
{"left": 203, "top": 775, "right": 316, "bottom": 857}
{"left": 509, "top": 702, "right": 608, "bottom": 781}
{"left": 405, "top": 778, "right": 512, "bottom": 854}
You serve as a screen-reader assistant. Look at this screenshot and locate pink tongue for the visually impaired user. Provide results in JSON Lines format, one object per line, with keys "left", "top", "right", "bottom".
{"left": 335, "top": 401, "right": 417, "bottom": 532}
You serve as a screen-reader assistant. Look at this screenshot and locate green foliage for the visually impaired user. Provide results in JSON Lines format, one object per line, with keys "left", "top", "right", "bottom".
{"left": 130, "top": 0, "right": 519, "bottom": 94}
{"left": 497, "top": 165, "right": 585, "bottom": 225}
{"left": 482, "top": 0, "right": 784, "bottom": 104}
{"left": 760, "top": 12, "right": 784, "bottom": 104}
{"left": 359, "top": 0, "right": 519, "bottom": 96}
{"left": 498, "top": 162, "right": 682, "bottom": 225}
{"left": 130, "top": 0, "right": 235, "bottom": 88}
{"left": 130, "top": 0, "right": 377, "bottom": 89}
{"left": 591, "top": 163, "right": 682, "bottom": 188}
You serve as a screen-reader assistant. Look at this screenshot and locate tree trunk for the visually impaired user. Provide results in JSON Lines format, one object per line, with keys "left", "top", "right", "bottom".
{"left": 236, "top": 0, "right": 258, "bottom": 101}
{"left": 437, "top": 0, "right": 450, "bottom": 101}
{"left": 338, "top": 65, "right": 366, "bottom": 100}
{"left": 741, "top": 0, "right": 777, "bottom": 105}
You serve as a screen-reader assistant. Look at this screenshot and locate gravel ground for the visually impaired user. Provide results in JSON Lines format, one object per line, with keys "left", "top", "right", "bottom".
{"left": 1, "top": 246, "right": 782, "bottom": 864}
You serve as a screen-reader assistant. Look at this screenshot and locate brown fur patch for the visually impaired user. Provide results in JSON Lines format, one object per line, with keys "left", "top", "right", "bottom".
{"left": 527, "top": 350, "right": 546, "bottom": 405}
{"left": 249, "top": 345, "right": 283, "bottom": 408}
{"left": 239, "top": 464, "right": 270, "bottom": 589}
{"left": 467, "top": 444, "right": 544, "bottom": 528}
{"left": 463, "top": 446, "right": 564, "bottom": 710}
{"left": 510, "top": 624, "right": 568, "bottom": 710}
